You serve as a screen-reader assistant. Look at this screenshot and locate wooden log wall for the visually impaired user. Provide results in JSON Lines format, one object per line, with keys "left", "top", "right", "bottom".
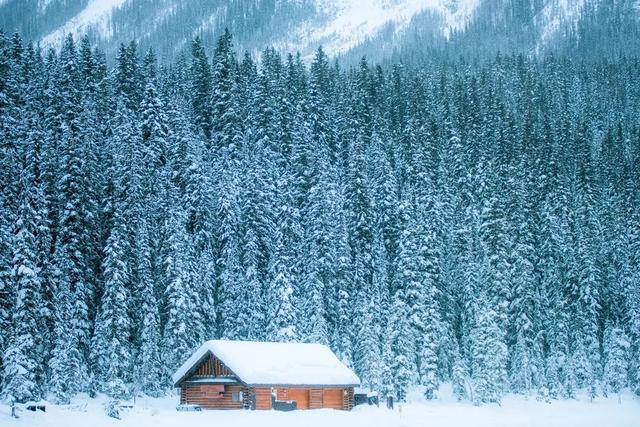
{"left": 276, "top": 388, "right": 288, "bottom": 401}
{"left": 343, "top": 387, "right": 354, "bottom": 410}
{"left": 322, "top": 388, "right": 344, "bottom": 409}
{"left": 309, "top": 388, "right": 323, "bottom": 409}
{"left": 254, "top": 388, "right": 273, "bottom": 410}
{"left": 287, "top": 388, "right": 310, "bottom": 409}
{"left": 272, "top": 387, "right": 352, "bottom": 410}
{"left": 181, "top": 384, "right": 246, "bottom": 409}
{"left": 181, "top": 384, "right": 355, "bottom": 410}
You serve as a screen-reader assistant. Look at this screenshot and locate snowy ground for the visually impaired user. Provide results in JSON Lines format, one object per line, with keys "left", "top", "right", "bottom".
{"left": 2, "top": 386, "right": 639, "bottom": 427}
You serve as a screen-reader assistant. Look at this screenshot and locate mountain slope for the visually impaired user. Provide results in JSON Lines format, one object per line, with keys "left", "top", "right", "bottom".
{"left": 0, "top": 0, "right": 638, "bottom": 61}
{"left": 41, "top": 0, "right": 127, "bottom": 46}
{"left": 0, "top": 0, "right": 480, "bottom": 59}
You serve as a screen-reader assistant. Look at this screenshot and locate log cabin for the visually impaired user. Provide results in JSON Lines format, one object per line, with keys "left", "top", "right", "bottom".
{"left": 172, "top": 340, "right": 360, "bottom": 411}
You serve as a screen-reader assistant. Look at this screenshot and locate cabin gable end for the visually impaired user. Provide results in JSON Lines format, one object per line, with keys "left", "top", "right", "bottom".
{"left": 175, "top": 351, "right": 240, "bottom": 387}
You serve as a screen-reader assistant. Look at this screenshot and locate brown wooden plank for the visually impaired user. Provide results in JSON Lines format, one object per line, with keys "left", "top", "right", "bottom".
{"left": 309, "top": 389, "right": 323, "bottom": 409}
{"left": 254, "top": 387, "right": 272, "bottom": 410}
{"left": 195, "top": 355, "right": 214, "bottom": 376}
{"left": 322, "top": 388, "right": 344, "bottom": 409}
{"left": 287, "top": 388, "right": 309, "bottom": 409}
{"left": 276, "top": 388, "right": 288, "bottom": 401}
{"left": 190, "top": 354, "right": 234, "bottom": 381}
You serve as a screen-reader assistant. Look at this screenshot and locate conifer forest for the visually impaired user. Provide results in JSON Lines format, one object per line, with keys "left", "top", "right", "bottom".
{"left": 1, "top": 28, "right": 639, "bottom": 408}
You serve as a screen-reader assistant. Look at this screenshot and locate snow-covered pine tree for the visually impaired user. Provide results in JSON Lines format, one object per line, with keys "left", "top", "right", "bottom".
{"left": 133, "top": 268, "right": 163, "bottom": 397}
{"left": 237, "top": 207, "right": 265, "bottom": 341}
{"left": 570, "top": 131, "right": 602, "bottom": 401}
{"left": 470, "top": 301, "right": 508, "bottom": 405}
{"left": 114, "top": 41, "right": 142, "bottom": 112}
{"left": 22, "top": 45, "right": 56, "bottom": 390}
{"left": 387, "top": 288, "right": 413, "bottom": 402}
{"left": 508, "top": 114, "right": 544, "bottom": 395}
{"left": 0, "top": 32, "right": 21, "bottom": 392}
{"left": 162, "top": 203, "right": 203, "bottom": 381}
{"left": 603, "top": 323, "right": 629, "bottom": 402}
{"left": 451, "top": 338, "right": 469, "bottom": 401}
{"left": 469, "top": 244, "right": 509, "bottom": 408}
{"left": 265, "top": 204, "right": 299, "bottom": 343}
{"left": 537, "top": 126, "right": 574, "bottom": 399}
{"left": 297, "top": 129, "right": 333, "bottom": 346}
{"left": 354, "top": 294, "right": 383, "bottom": 393}
{"left": 52, "top": 35, "right": 93, "bottom": 392}
{"left": 74, "top": 37, "right": 106, "bottom": 349}
{"left": 0, "top": 35, "right": 15, "bottom": 391}
{"left": 379, "top": 327, "right": 395, "bottom": 400}
{"left": 253, "top": 53, "right": 301, "bottom": 344}
{"left": 396, "top": 197, "right": 427, "bottom": 391}
{"left": 353, "top": 228, "right": 387, "bottom": 392}
{"left": 217, "top": 180, "right": 243, "bottom": 340}
{"left": 326, "top": 174, "right": 354, "bottom": 365}
{"left": 181, "top": 115, "right": 213, "bottom": 254}
{"left": 299, "top": 215, "right": 330, "bottom": 345}
{"left": 190, "top": 37, "right": 212, "bottom": 140}
{"left": 91, "top": 211, "right": 132, "bottom": 399}
{"left": 210, "top": 29, "right": 238, "bottom": 150}
{"left": 48, "top": 256, "right": 82, "bottom": 403}
{"left": 419, "top": 227, "right": 442, "bottom": 401}
{"left": 0, "top": 223, "right": 11, "bottom": 391}
{"left": 629, "top": 228, "right": 640, "bottom": 397}
{"left": 2, "top": 168, "right": 43, "bottom": 403}
{"left": 176, "top": 109, "right": 217, "bottom": 341}
{"left": 388, "top": 202, "right": 419, "bottom": 402}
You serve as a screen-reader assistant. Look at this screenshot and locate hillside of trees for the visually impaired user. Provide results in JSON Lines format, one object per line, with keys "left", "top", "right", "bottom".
{"left": 1, "top": 30, "right": 639, "bottom": 408}
{"left": 0, "top": 0, "right": 323, "bottom": 60}
{"left": 3, "top": 0, "right": 639, "bottom": 66}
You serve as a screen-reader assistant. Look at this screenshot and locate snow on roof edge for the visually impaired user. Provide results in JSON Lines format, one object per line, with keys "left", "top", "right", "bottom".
{"left": 172, "top": 340, "right": 360, "bottom": 387}
{"left": 171, "top": 345, "right": 215, "bottom": 385}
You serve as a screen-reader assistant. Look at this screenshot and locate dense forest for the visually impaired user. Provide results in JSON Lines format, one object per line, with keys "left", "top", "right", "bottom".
{"left": 0, "top": 29, "right": 639, "bottom": 410}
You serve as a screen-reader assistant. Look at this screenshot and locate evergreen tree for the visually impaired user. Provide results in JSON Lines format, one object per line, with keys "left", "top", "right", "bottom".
{"left": 92, "top": 214, "right": 132, "bottom": 399}
{"left": 134, "top": 275, "right": 163, "bottom": 397}
{"left": 48, "top": 276, "right": 77, "bottom": 403}
{"left": 2, "top": 181, "right": 42, "bottom": 403}
{"left": 387, "top": 289, "right": 413, "bottom": 402}
{"left": 52, "top": 35, "right": 92, "bottom": 392}
{"left": 603, "top": 324, "right": 629, "bottom": 402}
{"left": 190, "top": 37, "right": 212, "bottom": 140}
{"left": 162, "top": 204, "right": 202, "bottom": 379}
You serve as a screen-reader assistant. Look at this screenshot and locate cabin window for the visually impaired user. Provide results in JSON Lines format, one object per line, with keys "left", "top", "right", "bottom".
{"left": 202, "top": 385, "right": 225, "bottom": 399}
{"left": 232, "top": 391, "right": 243, "bottom": 402}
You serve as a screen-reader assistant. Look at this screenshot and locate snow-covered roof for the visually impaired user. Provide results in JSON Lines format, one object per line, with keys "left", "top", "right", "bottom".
{"left": 172, "top": 340, "right": 360, "bottom": 387}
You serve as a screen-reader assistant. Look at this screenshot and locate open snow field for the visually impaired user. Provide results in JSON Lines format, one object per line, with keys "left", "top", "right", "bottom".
{"left": 2, "top": 387, "right": 639, "bottom": 427}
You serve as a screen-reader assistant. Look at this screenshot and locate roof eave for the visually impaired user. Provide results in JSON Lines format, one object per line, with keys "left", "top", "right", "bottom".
{"left": 245, "top": 383, "right": 360, "bottom": 388}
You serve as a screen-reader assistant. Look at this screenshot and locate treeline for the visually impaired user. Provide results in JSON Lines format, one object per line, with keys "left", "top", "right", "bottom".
{"left": 410, "top": 0, "right": 640, "bottom": 63}
{"left": 0, "top": 30, "right": 639, "bottom": 408}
